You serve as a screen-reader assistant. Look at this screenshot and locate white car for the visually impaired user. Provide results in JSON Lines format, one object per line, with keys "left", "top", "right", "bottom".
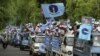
{"left": 62, "top": 34, "right": 74, "bottom": 56}
{"left": 29, "top": 35, "right": 46, "bottom": 55}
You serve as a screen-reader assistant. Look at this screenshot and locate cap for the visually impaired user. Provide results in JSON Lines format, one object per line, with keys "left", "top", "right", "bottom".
{"left": 94, "top": 22, "right": 99, "bottom": 24}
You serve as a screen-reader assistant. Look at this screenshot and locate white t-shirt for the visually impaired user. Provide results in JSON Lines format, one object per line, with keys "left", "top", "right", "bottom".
{"left": 35, "top": 27, "right": 41, "bottom": 32}
{"left": 96, "top": 26, "right": 100, "bottom": 31}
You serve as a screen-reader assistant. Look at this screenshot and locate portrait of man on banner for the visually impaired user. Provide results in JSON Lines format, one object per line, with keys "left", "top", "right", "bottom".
{"left": 41, "top": 3, "right": 65, "bottom": 17}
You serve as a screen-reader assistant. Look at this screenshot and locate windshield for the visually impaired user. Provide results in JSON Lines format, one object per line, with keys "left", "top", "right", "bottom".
{"left": 35, "top": 37, "right": 44, "bottom": 43}
{"left": 93, "top": 36, "right": 100, "bottom": 46}
{"left": 23, "top": 37, "right": 28, "bottom": 40}
{"left": 22, "top": 33, "right": 29, "bottom": 40}
{"left": 66, "top": 37, "right": 74, "bottom": 46}
{"left": 92, "top": 32, "right": 100, "bottom": 46}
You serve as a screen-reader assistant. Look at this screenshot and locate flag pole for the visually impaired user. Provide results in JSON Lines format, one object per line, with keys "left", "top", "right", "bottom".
{"left": 34, "top": 16, "right": 36, "bottom": 35}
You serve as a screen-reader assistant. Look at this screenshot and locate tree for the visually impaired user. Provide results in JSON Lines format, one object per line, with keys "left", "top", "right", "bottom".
{"left": 66, "top": 0, "right": 100, "bottom": 22}
{"left": 7, "top": 0, "right": 43, "bottom": 25}
{"left": 0, "top": 0, "right": 100, "bottom": 30}
{"left": 0, "top": 0, "right": 11, "bottom": 29}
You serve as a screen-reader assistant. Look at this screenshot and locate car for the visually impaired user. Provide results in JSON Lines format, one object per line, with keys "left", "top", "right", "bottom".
{"left": 63, "top": 34, "right": 74, "bottom": 56}
{"left": 29, "top": 35, "right": 46, "bottom": 55}
{"left": 20, "top": 32, "right": 30, "bottom": 50}
{"left": 11, "top": 31, "right": 21, "bottom": 47}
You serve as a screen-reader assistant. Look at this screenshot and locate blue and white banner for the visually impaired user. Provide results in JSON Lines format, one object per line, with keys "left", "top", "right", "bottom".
{"left": 44, "top": 36, "right": 50, "bottom": 46}
{"left": 51, "top": 37, "right": 60, "bottom": 49}
{"left": 39, "top": 44, "right": 46, "bottom": 53}
{"left": 41, "top": 3, "right": 65, "bottom": 17}
{"left": 78, "top": 24, "right": 92, "bottom": 40}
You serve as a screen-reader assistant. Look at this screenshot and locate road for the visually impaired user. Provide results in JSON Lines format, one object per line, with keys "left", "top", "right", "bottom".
{"left": 0, "top": 44, "right": 30, "bottom": 56}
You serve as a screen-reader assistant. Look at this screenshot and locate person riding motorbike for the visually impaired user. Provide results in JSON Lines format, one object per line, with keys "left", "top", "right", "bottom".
{"left": 1, "top": 32, "right": 8, "bottom": 49}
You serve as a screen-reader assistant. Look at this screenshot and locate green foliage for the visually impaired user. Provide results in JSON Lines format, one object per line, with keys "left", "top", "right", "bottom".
{"left": 0, "top": 0, "right": 11, "bottom": 29}
{"left": 7, "top": 0, "right": 43, "bottom": 25}
{"left": 66, "top": 0, "right": 100, "bottom": 21}
{"left": 0, "top": 0, "right": 100, "bottom": 30}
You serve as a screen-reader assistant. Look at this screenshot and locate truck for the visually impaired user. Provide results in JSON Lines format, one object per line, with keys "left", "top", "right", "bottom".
{"left": 74, "top": 31, "right": 100, "bottom": 56}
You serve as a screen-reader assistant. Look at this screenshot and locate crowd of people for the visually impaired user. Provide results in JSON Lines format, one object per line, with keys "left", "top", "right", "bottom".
{"left": 0, "top": 16, "right": 100, "bottom": 50}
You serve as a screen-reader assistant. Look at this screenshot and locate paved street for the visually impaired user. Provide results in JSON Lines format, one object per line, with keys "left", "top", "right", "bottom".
{"left": 0, "top": 44, "right": 30, "bottom": 56}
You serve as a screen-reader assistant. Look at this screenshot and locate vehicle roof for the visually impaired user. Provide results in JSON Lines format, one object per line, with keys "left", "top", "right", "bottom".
{"left": 65, "top": 34, "right": 74, "bottom": 37}
{"left": 30, "top": 35, "right": 45, "bottom": 38}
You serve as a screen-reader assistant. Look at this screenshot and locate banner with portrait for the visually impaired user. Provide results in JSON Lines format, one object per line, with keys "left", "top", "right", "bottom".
{"left": 41, "top": 3, "right": 65, "bottom": 17}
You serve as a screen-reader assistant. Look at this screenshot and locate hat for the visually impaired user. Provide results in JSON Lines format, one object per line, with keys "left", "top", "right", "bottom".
{"left": 94, "top": 22, "right": 99, "bottom": 24}
{"left": 37, "top": 24, "right": 40, "bottom": 26}
{"left": 51, "top": 29, "right": 55, "bottom": 32}
{"left": 55, "top": 27, "right": 58, "bottom": 29}
{"left": 68, "top": 26, "right": 72, "bottom": 29}
{"left": 57, "top": 22, "right": 60, "bottom": 25}
{"left": 39, "top": 23, "right": 42, "bottom": 26}
{"left": 75, "top": 21, "right": 80, "bottom": 25}
{"left": 46, "top": 27, "right": 49, "bottom": 30}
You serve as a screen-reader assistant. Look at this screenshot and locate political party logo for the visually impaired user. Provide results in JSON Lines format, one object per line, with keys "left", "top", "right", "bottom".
{"left": 49, "top": 5, "right": 58, "bottom": 13}
{"left": 49, "top": 5, "right": 59, "bottom": 15}
{"left": 82, "top": 28, "right": 88, "bottom": 35}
